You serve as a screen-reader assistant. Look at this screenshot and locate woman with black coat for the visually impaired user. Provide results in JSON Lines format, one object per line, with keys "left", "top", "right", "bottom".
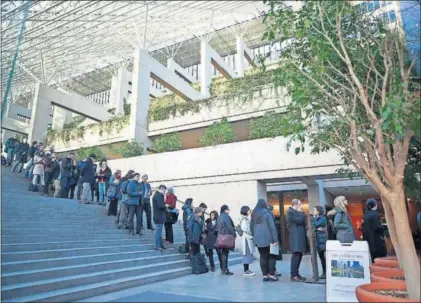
{"left": 205, "top": 210, "right": 220, "bottom": 272}
{"left": 312, "top": 205, "right": 327, "bottom": 279}
{"left": 363, "top": 199, "right": 387, "bottom": 263}
{"left": 217, "top": 204, "right": 236, "bottom": 276}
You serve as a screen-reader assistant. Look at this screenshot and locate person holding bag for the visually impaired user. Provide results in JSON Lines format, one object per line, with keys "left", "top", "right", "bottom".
{"left": 216, "top": 204, "right": 236, "bottom": 276}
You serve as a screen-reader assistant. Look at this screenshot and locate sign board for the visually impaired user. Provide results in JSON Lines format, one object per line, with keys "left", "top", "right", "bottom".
{"left": 326, "top": 240, "right": 371, "bottom": 302}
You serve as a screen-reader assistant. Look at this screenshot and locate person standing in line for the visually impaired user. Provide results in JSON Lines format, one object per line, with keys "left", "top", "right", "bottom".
{"left": 267, "top": 204, "right": 282, "bottom": 277}
{"left": 42, "top": 153, "right": 55, "bottom": 196}
{"left": 287, "top": 199, "right": 307, "bottom": 282}
{"left": 80, "top": 154, "right": 96, "bottom": 204}
{"left": 152, "top": 184, "right": 168, "bottom": 251}
{"left": 51, "top": 154, "right": 61, "bottom": 198}
{"left": 126, "top": 173, "right": 143, "bottom": 236}
{"left": 11, "top": 137, "right": 29, "bottom": 172}
{"left": 187, "top": 207, "right": 204, "bottom": 257}
{"left": 332, "top": 196, "right": 356, "bottom": 244}
{"left": 5, "top": 134, "right": 19, "bottom": 166}
{"left": 97, "top": 160, "right": 112, "bottom": 206}
{"left": 204, "top": 211, "right": 220, "bottom": 272}
{"left": 183, "top": 198, "right": 194, "bottom": 259}
{"left": 69, "top": 160, "right": 79, "bottom": 199}
{"left": 239, "top": 206, "right": 256, "bottom": 277}
{"left": 217, "top": 204, "right": 236, "bottom": 276}
{"left": 363, "top": 199, "right": 387, "bottom": 263}
{"left": 107, "top": 169, "right": 121, "bottom": 216}
{"left": 139, "top": 174, "right": 153, "bottom": 231}
{"left": 251, "top": 199, "right": 279, "bottom": 282}
{"left": 312, "top": 205, "right": 327, "bottom": 279}
{"left": 31, "top": 147, "right": 46, "bottom": 192}
{"left": 24, "top": 141, "right": 38, "bottom": 179}
{"left": 60, "top": 153, "right": 76, "bottom": 198}
{"left": 164, "top": 187, "right": 177, "bottom": 244}
{"left": 116, "top": 170, "right": 134, "bottom": 229}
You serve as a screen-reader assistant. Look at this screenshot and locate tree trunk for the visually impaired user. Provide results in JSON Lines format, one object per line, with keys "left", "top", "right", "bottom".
{"left": 389, "top": 191, "right": 420, "bottom": 300}
{"left": 382, "top": 198, "right": 401, "bottom": 263}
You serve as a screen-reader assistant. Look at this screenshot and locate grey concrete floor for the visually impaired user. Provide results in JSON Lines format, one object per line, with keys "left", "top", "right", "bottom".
{"left": 79, "top": 255, "right": 326, "bottom": 302}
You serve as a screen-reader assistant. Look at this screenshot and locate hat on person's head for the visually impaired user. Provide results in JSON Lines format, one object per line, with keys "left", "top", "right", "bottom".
{"left": 88, "top": 154, "right": 96, "bottom": 159}
{"left": 366, "top": 198, "right": 377, "bottom": 210}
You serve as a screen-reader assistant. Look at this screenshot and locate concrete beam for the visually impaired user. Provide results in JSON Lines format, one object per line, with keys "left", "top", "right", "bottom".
{"left": 28, "top": 83, "right": 112, "bottom": 143}
{"left": 300, "top": 176, "right": 319, "bottom": 186}
{"left": 167, "top": 58, "right": 197, "bottom": 84}
{"left": 201, "top": 40, "right": 238, "bottom": 98}
{"left": 2, "top": 117, "right": 29, "bottom": 135}
{"left": 52, "top": 106, "right": 72, "bottom": 131}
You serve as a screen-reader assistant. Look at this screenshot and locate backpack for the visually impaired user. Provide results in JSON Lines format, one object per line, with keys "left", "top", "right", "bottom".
{"left": 121, "top": 180, "right": 129, "bottom": 194}
{"left": 191, "top": 253, "right": 208, "bottom": 275}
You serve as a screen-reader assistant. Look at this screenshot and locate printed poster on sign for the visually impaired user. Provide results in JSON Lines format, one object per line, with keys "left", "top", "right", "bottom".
{"left": 326, "top": 240, "right": 371, "bottom": 303}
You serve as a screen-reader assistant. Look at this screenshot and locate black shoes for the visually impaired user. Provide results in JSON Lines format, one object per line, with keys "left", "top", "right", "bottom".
{"left": 222, "top": 270, "right": 233, "bottom": 275}
{"left": 319, "top": 273, "right": 326, "bottom": 279}
{"left": 210, "top": 266, "right": 215, "bottom": 272}
{"left": 291, "top": 275, "right": 307, "bottom": 282}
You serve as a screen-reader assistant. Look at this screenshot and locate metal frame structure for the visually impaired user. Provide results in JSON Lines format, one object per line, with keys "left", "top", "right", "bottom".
{"left": 2, "top": 1, "right": 272, "bottom": 105}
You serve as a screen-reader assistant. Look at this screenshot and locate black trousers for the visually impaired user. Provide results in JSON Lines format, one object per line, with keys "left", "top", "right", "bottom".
{"left": 318, "top": 250, "right": 326, "bottom": 274}
{"left": 139, "top": 200, "right": 152, "bottom": 230}
{"left": 108, "top": 198, "right": 118, "bottom": 216}
{"left": 44, "top": 172, "right": 54, "bottom": 194}
{"left": 206, "top": 248, "right": 220, "bottom": 269}
{"left": 69, "top": 184, "right": 76, "bottom": 199}
{"left": 190, "top": 243, "right": 200, "bottom": 256}
{"left": 165, "top": 222, "right": 174, "bottom": 243}
{"left": 291, "top": 252, "right": 303, "bottom": 277}
{"left": 60, "top": 177, "right": 70, "bottom": 198}
{"left": 220, "top": 248, "right": 229, "bottom": 271}
{"left": 128, "top": 205, "right": 142, "bottom": 233}
{"left": 258, "top": 246, "right": 276, "bottom": 276}
{"left": 184, "top": 230, "right": 190, "bottom": 253}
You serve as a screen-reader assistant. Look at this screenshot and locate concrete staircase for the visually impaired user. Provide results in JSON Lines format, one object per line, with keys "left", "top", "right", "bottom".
{"left": 1, "top": 169, "right": 242, "bottom": 302}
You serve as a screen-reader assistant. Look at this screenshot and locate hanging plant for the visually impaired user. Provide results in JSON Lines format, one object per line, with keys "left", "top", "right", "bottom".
{"left": 199, "top": 117, "right": 236, "bottom": 147}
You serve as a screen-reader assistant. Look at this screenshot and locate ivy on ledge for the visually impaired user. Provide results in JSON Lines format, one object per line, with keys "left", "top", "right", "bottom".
{"left": 148, "top": 66, "right": 283, "bottom": 122}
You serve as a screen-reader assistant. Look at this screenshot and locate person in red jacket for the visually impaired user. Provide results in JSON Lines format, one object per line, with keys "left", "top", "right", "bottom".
{"left": 165, "top": 187, "right": 177, "bottom": 244}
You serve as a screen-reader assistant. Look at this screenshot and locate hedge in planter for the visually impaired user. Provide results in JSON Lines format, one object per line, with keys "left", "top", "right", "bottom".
{"left": 199, "top": 117, "right": 236, "bottom": 147}
{"left": 153, "top": 133, "right": 182, "bottom": 153}
{"left": 264, "top": 1, "right": 420, "bottom": 299}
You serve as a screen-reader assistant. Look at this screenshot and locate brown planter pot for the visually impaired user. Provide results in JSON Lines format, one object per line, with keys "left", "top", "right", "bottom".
{"left": 371, "top": 268, "right": 405, "bottom": 286}
{"left": 356, "top": 282, "right": 418, "bottom": 303}
{"left": 369, "top": 264, "right": 398, "bottom": 273}
{"left": 374, "top": 258, "right": 399, "bottom": 268}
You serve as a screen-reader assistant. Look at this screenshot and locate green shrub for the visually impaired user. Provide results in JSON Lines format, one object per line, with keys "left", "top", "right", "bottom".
{"left": 248, "top": 111, "right": 291, "bottom": 139}
{"left": 76, "top": 146, "right": 105, "bottom": 161}
{"left": 111, "top": 141, "right": 144, "bottom": 158}
{"left": 199, "top": 117, "right": 236, "bottom": 147}
{"left": 153, "top": 133, "right": 183, "bottom": 153}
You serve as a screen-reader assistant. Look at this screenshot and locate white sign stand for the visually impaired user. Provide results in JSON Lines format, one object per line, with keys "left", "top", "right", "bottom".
{"left": 326, "top": 240, "right": 371, "bottom": 302}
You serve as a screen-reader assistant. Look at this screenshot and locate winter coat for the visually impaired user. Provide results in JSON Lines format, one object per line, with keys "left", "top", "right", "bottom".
{"left": 15, "top": 142, "right": 29, "bottom": 162}
{"left": 313, "top": 215, "right": 327, "bottom": 252}
{"left": 33, "top": 154, "right": 45, "bottom": 175}
{"left": 107, "top": 175, "right": 120, "bottom": 200}
{"left": 182, "top": 202, "right": 193, "bottom": 231}
{"left": 165, "top": 193, "right": 177, "bottom": 209}
{"left": 44, "top": 156, "right": 55, "bottom": 173}
{"left": 152, "top": 191, "right": 167, "bottom": 224}
{"left": 187, "top": 215, "right": 204, "bottom": 244}
{"left": 204, "top": 219, "right": 218, "bottom": 249}
{"left": 126, "top": 180, "right": 141, "bottom": 206}
{"left": 5, "top": 138, "right": 17, "bottom": 152}
{"left": 217, "top": 213, "right": 236, "bottom": 236}
{"left": 286, "top": 207, "right": 307, "bottom": 253}
{"left": 119, "top": 179, "right": 130, "bottom": 202}
{"left": 97, "top": 167, "right": 112, "bottom": 183}
{"left": 28, "top": 146, "right": 37, "bottom": 159}
{"left": 80, "top": 158, "right": 95, "bottom": 183}
{"left": 240, "top": 216, "right": 255, "bottom": 255}
{"left": 140, "top": 182, "right": 152, "bottom": 200}
{"left": 363, "top": 210, "right": 387, "bottom": 257}
{"left": 60, "top": 157, "right": 74, "bottom": 178}
{"left": 251, "top": 209, "right": 277, "bottom": 248}
{"left": 51, "top": 160, "right": 60, "bottom": 179}
{"left": 333, "top": 207, "right": 356, "bottom": 244}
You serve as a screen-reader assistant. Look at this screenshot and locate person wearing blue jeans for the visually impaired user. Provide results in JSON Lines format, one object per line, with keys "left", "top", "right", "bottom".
{"left": 97, "top": 160, "right": 112, "bottom": 206}
{"left": 152, "top": 184, "right": 167, "bottom": 251}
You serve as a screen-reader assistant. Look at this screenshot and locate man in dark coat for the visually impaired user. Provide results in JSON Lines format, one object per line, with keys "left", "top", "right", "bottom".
{"left": 60, "top": 153, "right": 76, "bottom": 198}
{"left": 11, "top": 137, "right": 29, "bottom": 172}
{"left": 80, "top": 154, "right": 96, "bottom": 204}
{"left": 286, "top": 199, "right": 307, "bottom": 282}
{"left": 363, "top": 199, "right": 387, "bottom": 263}
{"left": 152, "top": 185, "right": 167, "bottom": 251}
{"left": 5, "top": 134, "right": 19, "bottom": 166}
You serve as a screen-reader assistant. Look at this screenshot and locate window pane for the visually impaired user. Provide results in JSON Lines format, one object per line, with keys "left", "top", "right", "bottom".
{"left": 367, "top": 1, "right": 374, "bottom": 12}
{"left": 361, "top": 2, "right": 368, "bottom": 13}
{"left": 374, "top": 1, "right": 380, "bottom": 9}
{"left": 389, "top": 10, "right": 396, "bottom": 22}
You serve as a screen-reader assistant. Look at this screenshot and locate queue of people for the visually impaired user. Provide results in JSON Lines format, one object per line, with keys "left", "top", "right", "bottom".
{"left": 3, "top": 137, "right": 391, "bottom": 282}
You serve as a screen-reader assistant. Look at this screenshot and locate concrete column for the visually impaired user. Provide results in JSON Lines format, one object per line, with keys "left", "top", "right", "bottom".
{"left": 116, "top": 68, "right": 131, "bottom": 115}
{"left": 200, "top": 40, "right": 212, "bottom": 99}
{"left": 307, "top": 184, "right": 321, "bottom": 211}
{"left": 52, "top": 106, "right": 72, "bottom": 131}
{"left": 236, "top": 37, "right": 246, "bottom": 77}
{"left": 130, "top": 48, "right": 152, "bottom": 149}
{"left": 28, "top": 83, "right": 50, "bottom": 144}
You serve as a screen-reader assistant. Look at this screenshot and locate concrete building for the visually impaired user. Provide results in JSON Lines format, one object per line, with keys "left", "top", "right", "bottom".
{"left": 1, "top": 1, "right": 418, "bottom": 253}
